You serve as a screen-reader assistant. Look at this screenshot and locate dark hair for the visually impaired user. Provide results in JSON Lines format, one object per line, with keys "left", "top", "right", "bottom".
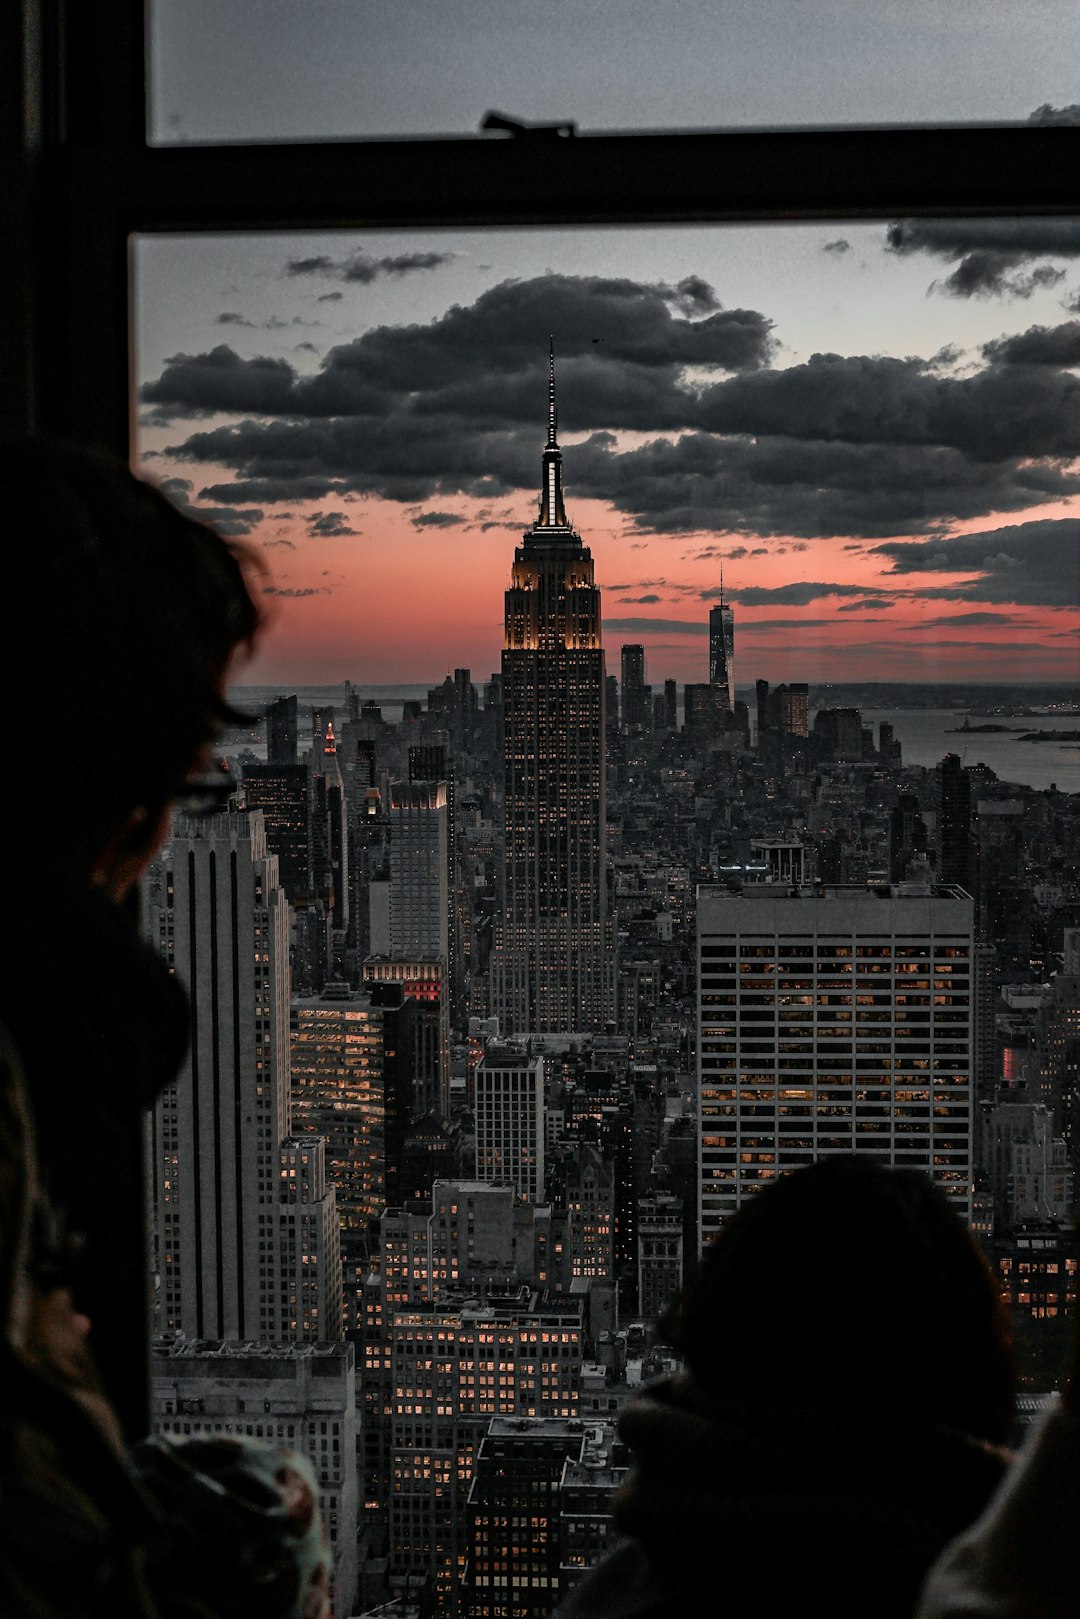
{"left": 0, "top": 438, "right": 259, "bottom": 876}
{"left": 664, "top": 1156, "right": 1015, "bottom": 1445}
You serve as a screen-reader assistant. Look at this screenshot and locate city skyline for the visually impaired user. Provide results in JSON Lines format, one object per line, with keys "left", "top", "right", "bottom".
{"left": 137, "top": 216, "right": 1080, "bottom": 690}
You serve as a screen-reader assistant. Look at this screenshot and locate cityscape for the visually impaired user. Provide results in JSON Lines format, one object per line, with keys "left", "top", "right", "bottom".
{"left": 141, "top": 341, "right": 1080, "bottom": 1616}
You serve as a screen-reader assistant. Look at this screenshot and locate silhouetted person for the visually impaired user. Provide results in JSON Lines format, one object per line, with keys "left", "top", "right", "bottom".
{"left": 0, "top": 438, "right": 258, "bottom": 1616}
{"left": 559, "top": 1157, "right": 1016, "bottom": 1619}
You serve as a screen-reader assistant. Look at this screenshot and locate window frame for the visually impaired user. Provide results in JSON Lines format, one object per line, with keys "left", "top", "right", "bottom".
{"left": 7, "top": 0, "right": 1080, "bottom": 1434}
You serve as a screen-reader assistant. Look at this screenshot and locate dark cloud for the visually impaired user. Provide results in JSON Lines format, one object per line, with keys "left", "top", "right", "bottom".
{"left": 981, "top": 320, "right": 1080, "bottom": 366}
{"left": 871, "top": 519, "right": 1080, "bottom": 606}
{"left": 318, "top": 292, "right": 344, "bottom": 303}
{"left": 146, "top": 273, "right": 1080, "bottom": 552}
{"left": 412, "top": 511, "right": 466, "bottom": 529}
{"left": 141, "top": 345, "right": 299, "bottom": 418}
{"left": 217, "top": 311, "right": 256, "bottom": 327}
{"left": 264, "top": 585, "right": 330, "bottom": 598}
{"left": 285, "top": 249, "right": 454, "bottom": 283}
{"left": 618, "top": 593, "right": 663, "bottom": 604}
{"left": 307, "top": 510, "right": 358, "bottom": 537}
{"left": 822, "top": 239, "right": 851, "bottom": 256}
{"left": 731, "top": 581, "right": 879, "bottom": 606}
{"left": 264, "top": 538, "right": 296, "bottom": 550}
{"left": 886, "top": 219, "right": 1080, "bottom": 299}
{"left": 835, "top": 598, "right": 894, "bottom": 612}
{"left": 914, "top": 611, "right": 1028, "bottom": 627}
{"left": 659, "top": 275, "right": 721, "bottom": 314}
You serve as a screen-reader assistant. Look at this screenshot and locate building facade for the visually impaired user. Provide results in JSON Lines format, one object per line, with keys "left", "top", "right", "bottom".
{"left": 475, "top": 1046, "right": 546, "bottom": 1204}
{"left": 708, "top": 580, "right": 734, "bottom": 714}
{"left": 490, "top": 347, "right": 615, "bottom": 1034}
{"left": 698, "top": 883, "right": 975, "bottom": 1246}
{"left": 146, "top": 810, "right": 341, "bottom": 1340}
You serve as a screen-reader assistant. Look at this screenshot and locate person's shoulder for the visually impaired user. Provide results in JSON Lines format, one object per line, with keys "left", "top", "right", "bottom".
{"left": 556, "top": 1540, "right": 673, "bottom": 1619}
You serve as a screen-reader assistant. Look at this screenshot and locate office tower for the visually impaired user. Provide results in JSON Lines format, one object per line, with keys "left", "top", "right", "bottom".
{"left": 387, "top": 1288, "right": 583, "bottom": 1605}
{"left": 557, "top": 1423, "right": 628, "bottom": 1598}
{"left": 311, "top": 720, "right": 349, "bottom": 926}
{"left": 152, "top": 1339, "right": 358, "bottom": 1614}
{"left": 698, "top": 883, "right": 974, "bottom": 1247}
{"left": 620, "top": 643, "right": 647, "bottom": 735}
{"left": 241, "top": 760, "right": 311, "bottom": 903}
{"left": 463, "top": 1417, "right": 585, "bottom": 1619}
{"left": 890, "top": 793, "right": 929, "bottom": 883}
{"left": 475, "top": 1045, "right": 545, "bottom": 1203}
{"left": 682, "top": 682, "right": 727, "bottom": 742}
{"left": 939, "top": 752, "right": 976, "bottom": 897}
{"left": 636, "top": 1194, "right": 683, "bottom": 1320}
{"left": 291, "top": 983, "right": 390, "bottom": 1322}
{"left": 755, "top": 677, "right": 770, "bottom": 742}
{"left": 812, "top": 706, "right": 864, "bottom": 762}
{"left": 267, "top": 692, "right": 299, "bottom": 764}
{"left": 147, "top": 810, "right": 341, "bottom": 1340}
{"left": 384, "top": 779, "right": 449, "bottom": 961}
{"left": 605, "top": 672, "right": 619, "bottom": 740}
{"left": 663, "top": 678, "right": 677, "bottom": 730}
{"left": 364, "top": 955, "right": 450, "bottom": 1120}
{"left": 775, "top": 682, "right": 809, "bottom": 736}
{"left": 491, "top": 346, "right": 615, "bottom": 1034}
{"left": 708, "top": 574, "right": 734, "bottom": 713}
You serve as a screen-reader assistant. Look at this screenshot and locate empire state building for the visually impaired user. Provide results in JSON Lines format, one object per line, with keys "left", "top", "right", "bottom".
{"left": 491, "top": 345, "right": 615, "bottom": 1033}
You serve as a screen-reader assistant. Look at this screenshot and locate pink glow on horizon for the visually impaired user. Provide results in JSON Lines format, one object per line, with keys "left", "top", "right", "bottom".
{"left": 231, "top": 488, "right": 1076, "bottom": 687}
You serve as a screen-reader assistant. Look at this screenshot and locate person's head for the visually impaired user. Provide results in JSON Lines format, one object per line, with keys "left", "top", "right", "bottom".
{"left": 664, "top": 1155, "right": 1015, "bottom": 1445}
{"left": 0, "top": 438, "right": 259, "bottom": 889}
{"left": 131, "top": 1435, "right": 331, "bottom": 1619}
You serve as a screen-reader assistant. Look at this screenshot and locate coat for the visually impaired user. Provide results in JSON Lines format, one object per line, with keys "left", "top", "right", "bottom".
{"left": 558, "top": 1374, "right": 1009, "bottom": 1619}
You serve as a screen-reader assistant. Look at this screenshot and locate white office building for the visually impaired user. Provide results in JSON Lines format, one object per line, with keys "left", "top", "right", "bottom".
{"left": 475, "top": 1045, "right": 545, "bottom": 1204}
{"left": 698, "top": 883, "right": 974, "bottom": 1247}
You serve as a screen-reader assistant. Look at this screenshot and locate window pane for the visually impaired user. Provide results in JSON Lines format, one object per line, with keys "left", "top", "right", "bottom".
{"left": 149, "top": 0, "right": 1080, "bottom": 144}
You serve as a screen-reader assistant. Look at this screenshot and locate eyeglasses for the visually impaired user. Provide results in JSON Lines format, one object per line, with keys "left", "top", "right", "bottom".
{"left": 174, "top": 761, "right": 238, "bottom": 815}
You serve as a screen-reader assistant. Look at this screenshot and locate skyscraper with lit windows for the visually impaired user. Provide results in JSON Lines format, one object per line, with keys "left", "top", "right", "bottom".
{"left": 698, "top": 883, "right": 974, "bottom": 1249}
{"left": 491, "top": 344, "right": 615, "bottom": 1033}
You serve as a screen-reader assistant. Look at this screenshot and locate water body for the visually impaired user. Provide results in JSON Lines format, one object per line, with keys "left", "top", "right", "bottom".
{"left": 864, "top": 709, "right": 1080, "bottom": 794}
{"left": 229, "top": 686, "right": 1079, "bottom": 794}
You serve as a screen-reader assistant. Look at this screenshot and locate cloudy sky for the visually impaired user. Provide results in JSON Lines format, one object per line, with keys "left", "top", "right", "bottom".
{"left": 136, "top": 9, "right": 1080, "bottom": 687}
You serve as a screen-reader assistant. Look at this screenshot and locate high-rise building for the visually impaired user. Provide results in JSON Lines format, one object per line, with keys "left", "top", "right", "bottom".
{"left": 475, "top": 1045, "right": 545, "bottom": 1204}
{"left": 364, "top": 955, "right": 451, "bottom": 1120}
{"left": 938, "top": 752, "right": 976, "bottom": 897}
{"left": 620, "top": 643, "right": 647, "bottom": 735}
{"left": 242, "top": 760, "right": 311, "bottom": 903}
{"left": 267, "top": 693, "right": 299, "bottom": 764}
{"left": 387, "top": 1288, "right": 583, "bottom": 1605}
{"left": 663, "top": 678, "right": 678, "bottom": 730}
{"left": 311, "top": 721, "right": 349, "bottom": 928}
{"left": 291, "top": 983, "right": 391, "bottom": 1322}
{"left": 708, "top": 575, "right": 734, "bottom": 713}
{"left": 698, "top": 883, "right": 974, "bottom": 1246}
{"left": 387, "top": 779, "right": 449, "bottom": 961}
{"left": 491, "top": 345, "right": 615, "bottom": 1034}
{"left": 462, "top": 1417, "right": 585, "bottom": 1619}
{"left": 146, "top": 810, "right": 342, "bottom": 1340}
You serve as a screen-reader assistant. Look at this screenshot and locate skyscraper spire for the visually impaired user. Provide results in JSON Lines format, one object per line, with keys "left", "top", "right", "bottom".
{"left": 536, "top": 337, "right": 568, "bottom": 529}
{"left": 719, "top": 561, "right": 724, "bottom": 608}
